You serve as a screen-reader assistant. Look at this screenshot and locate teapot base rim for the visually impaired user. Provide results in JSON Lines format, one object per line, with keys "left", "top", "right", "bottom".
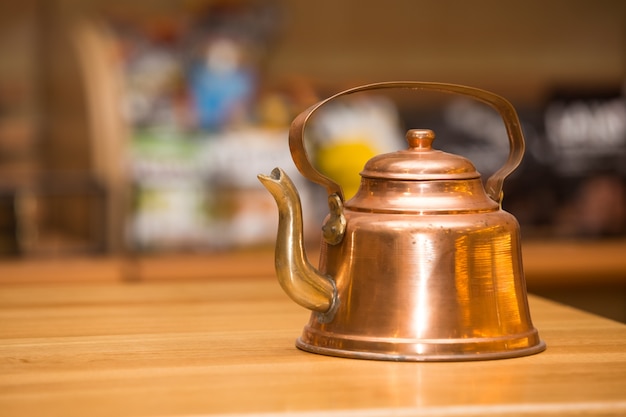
{"left": 295, "top": 333, "right": 546, "bottom": 362}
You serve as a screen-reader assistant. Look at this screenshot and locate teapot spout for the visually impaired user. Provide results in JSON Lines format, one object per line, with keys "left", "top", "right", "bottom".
{"left": 257, "top": 168, "right": 337, "bottom": 315}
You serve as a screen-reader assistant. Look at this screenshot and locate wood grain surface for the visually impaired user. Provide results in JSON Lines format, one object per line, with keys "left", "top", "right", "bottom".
{"left": 1, "top": 276, "right": 625, "bottom": 417}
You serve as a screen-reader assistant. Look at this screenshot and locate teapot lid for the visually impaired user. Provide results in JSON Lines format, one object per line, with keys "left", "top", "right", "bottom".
{"left": 360, "top": 129, "right": 479, "bottom": 181}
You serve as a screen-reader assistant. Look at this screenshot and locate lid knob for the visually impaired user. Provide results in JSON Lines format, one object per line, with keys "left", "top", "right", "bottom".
{"left": 406, "top": 129, "right": 435, "bottom": 150}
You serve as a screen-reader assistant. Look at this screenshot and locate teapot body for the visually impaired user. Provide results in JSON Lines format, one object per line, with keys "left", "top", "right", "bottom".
{"left": 302, "top": 188, "right": 539, "bottom": 360}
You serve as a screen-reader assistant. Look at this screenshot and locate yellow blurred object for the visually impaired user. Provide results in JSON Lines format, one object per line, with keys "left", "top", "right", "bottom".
{"left": 315, "top": 139, "right": 378, "bottom": 200}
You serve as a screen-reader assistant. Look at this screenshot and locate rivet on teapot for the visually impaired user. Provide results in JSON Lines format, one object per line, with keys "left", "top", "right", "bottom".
{"left": 258, "top": 81, "right": 546, "bottom": 361}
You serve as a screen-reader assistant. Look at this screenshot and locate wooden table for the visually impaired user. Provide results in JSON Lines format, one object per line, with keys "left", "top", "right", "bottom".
{"left": 1, "top": 274, "right": 626, "bottom": 416}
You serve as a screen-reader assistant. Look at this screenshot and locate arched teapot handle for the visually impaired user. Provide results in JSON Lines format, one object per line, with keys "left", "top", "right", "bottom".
{"left": 288, "top": 81, "right": 525, "bottom": 204}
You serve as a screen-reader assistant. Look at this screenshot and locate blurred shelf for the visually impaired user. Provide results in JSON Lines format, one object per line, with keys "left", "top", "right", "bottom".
{"left": 522, "top": 238, "right": 626, "bottom": 287}
{"left": 0, "top": 247, "right": 276, "bottom": 284}
{"left": 0, "top": 239, "right": 624, "bottom": 285}
{"left": 1, "top": 239, "right": 623, "bottom": 323}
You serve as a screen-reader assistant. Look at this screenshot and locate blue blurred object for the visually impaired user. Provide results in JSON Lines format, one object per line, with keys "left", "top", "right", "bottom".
{"left": 188, "top": 51, "right": 254, "bottom": 131}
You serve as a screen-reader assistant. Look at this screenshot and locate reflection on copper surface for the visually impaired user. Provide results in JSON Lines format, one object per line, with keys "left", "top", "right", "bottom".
{"left": 412, "top": 233, "right": 434, "bottom": 340}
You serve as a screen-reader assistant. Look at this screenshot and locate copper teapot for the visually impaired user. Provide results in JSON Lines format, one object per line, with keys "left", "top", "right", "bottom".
{"left": 258, "top": 82, "right": 545, "bottom": 361}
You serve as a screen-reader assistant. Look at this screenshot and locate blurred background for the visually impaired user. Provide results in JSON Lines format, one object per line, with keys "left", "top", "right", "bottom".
{"left": 0, "top": 1, "right": 624, "bottom": 318}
